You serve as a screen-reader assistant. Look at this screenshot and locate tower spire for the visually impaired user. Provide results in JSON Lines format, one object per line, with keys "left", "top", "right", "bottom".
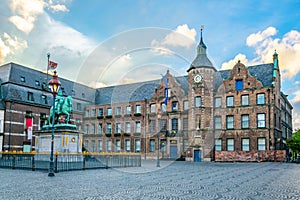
{"left": 197, "top": 25, "right": 207, "bottom": 54}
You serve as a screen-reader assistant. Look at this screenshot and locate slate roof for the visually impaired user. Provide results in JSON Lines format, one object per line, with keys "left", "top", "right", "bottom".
{"left": 0, "top": 63, "right": 95, "bottom": 109}
{"left": 175, "top": 75, "right": 189, "bottom": 94}
{"left": 95, "top": 80, "right": 160, "bottom": 105}
{"left": 214, "top": 63, "right": 274, "bottom": 91}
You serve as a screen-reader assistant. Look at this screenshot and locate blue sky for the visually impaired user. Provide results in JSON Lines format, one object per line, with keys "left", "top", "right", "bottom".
{"left": 0, "top": 0, "right": 300, "bottom": 129}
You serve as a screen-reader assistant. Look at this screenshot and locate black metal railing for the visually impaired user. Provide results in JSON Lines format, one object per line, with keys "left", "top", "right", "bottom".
{"left": 0, "top": 151, "right": 141, "bottom": 172}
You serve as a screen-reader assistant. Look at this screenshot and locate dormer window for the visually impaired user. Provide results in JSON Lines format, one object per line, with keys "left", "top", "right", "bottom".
{"left": 20, "top": 76, "right": 25, "bottom": 82}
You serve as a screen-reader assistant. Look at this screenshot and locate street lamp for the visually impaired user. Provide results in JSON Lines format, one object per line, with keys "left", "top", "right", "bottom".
{"left": 157, "top": 108, "right": 162, "bottom": 167}
{"left": 48, "top": 70, "right": 61, "bottom": 177}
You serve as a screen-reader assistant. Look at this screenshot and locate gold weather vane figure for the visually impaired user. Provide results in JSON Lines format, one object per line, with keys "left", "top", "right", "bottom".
{"left": 201, "top": 25, "right": 204, "bottom": 31}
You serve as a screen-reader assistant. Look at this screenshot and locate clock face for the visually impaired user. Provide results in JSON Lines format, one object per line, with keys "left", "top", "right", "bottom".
{"left": 194, "top": 74, "right": 202, "bottom": 83}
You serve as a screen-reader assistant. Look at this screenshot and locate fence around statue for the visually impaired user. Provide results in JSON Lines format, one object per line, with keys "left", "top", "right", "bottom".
{"left": 0, "top": 151, "right": 141, "bottom": 172}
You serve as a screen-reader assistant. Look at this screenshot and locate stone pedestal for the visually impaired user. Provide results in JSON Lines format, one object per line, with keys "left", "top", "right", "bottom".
{"left": 34, "top": 125, "right": 83, "bottom": 161}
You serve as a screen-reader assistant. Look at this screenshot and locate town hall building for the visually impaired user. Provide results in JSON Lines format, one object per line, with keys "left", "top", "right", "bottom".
{"left": 0, "top": 32, "right": 293, "bottom": 162}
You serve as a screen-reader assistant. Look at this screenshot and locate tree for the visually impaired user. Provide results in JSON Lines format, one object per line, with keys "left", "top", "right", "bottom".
{"left": 286, "top": 130, "right": 300, "bottom": 161}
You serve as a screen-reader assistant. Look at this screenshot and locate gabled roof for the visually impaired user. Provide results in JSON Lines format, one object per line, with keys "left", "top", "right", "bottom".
{"left": 214, "top": 63, "right": 274, "bottom": 91}
{"left": 95, "top": 80, "right": 160, "bottom": 105}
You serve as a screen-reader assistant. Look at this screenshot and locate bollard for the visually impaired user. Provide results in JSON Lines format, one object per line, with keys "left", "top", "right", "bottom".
{"left": 12, "top": 155, "right": 16, "bottom": 169}
{"left": 54, "top": 151, "right": 58, "bottom": 173}
{"left": 32, "top": 154, "right": 35, "bottom": 171}
{"left": 82, "top": 151, "right": 86, "bottom": 170}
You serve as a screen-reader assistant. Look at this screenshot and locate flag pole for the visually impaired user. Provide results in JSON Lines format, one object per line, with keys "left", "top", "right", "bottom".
{"left": 47, "top": 53, "right": 50, "bottom": 83}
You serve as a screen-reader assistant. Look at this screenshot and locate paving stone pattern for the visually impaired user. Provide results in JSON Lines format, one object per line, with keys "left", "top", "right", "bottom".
{"left": 0, "top": 161, "right": 299, "bottom": 200}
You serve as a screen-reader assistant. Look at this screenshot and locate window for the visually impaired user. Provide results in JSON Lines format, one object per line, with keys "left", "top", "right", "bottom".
{"left": 91, "top": 140, "right": 95, "bottom": 152}
{"left": 116, "top": 140, "right": 121, "bottom": 152}
{"left": 91, "top": 124, "right": 95, "bottom": 134}
{"left": 135, "top": 121, "right": 141, "bottom": 133}
{"left": 91, "top": 109, "right": 96, "bottom": 117}
{"left": 82, "top": 93, "right": 85, "bottom": 98}
{"left": 195, "top": 96, "right": 201, "bottom": 108}
{"left": 77, "top": 103, "right": 81, "bottom": 111}
{"left": 115, "top": 107, "right": 121, "bottom": 115}
{"left": 150, "top": 139, "right": 155, "bottom": 152}
{"left": 258, "top": 138, "right": 266, "bottom": 150}
{"left": 149, "top": 120, "right": 156, "bottom": 133}
{"left": 214, "top": 97, "right": 221, "bottom": 108}
{"left": 116, "top": 123, "right": 121, "bottom": 133}
{"left": 98, "top": 123, "right": 102, "bottom": 134}
{"left": 85, "top": 110, "right": 89, "bottom": 117}
{"left": 226, "top": 116, "right": 234, "bottom": 129}
{"left": 135, "top": 139, "right": 141, "bottom": 152}
{"left": 98, "top": 108, "right": 103, "bottom": 116}
{"left": 85, "top": 124, "right": 89, "bottom": 134}
{"left": 126, "top": 106, "right": 131, "bottom": 115}
{"left": 135, "top": 105, "right": 141, "bottom": 114}
{"left": 257, "top": 113, "right": 266, "bottom": 128}
{"left": 107, "top": 108, "right": 112, "bottom": 116}
{"left": 215, "top": 139, "right": 222, "bottom": 151}
{"left": 183, "top": 100, "right": 189, "bottom": 110}
{"left": 183, "top": 118, "right": 188, "bottom": 131}
{"left": 257, "top": 93, "right": 265, "bottom": 105}
{"left": 35, "top": 80, "right": 40, "bottom": 86}
{"left": 20, "top": 76, "right": 25, "bottom": 82}
{"left": 172, "top": 101, "right": 178, "bottom": 111}
{"left": 72, "top": 90, "right": 75, "bottom": 96}
{"left": 98, "top": 140, "right": 102, "bottom": 152}
{"left": 241, "top": 114, "right": 249, "bottom": 129}
{"left": 227, "top": 139, "right": 234, "bottom": 151}
{"left": 159, "top": 119, "right": 167, "bottom": 132}
{"left": 241, "top": 95, "right": 249, "bottom": 106}
{"left": 41, "top": 95, "right": 47, "bottom": 104}
{"left": 150, "top": 104, "right": 156, "bottom": 113}
{"left": 242, "top": 138, "right": 250, "bottom": 151}
{"left": 84, "top": 140, "right": 89, "bottom": 149}
{"left": 125, "top": 122, "right": 131, "bottom": 133}
{"left": 106, "top": 123, "right": 112, "bottom": 134}
{"left": 214, "top": 116, "right": 222, "bottom": 130}
{"left": 106, "top": 140, "right": 112, "bottom": 152}
{"left": 226, "top": 96, "right": 234, "bottom": 107}
{"left": 28, "top": 92, "right": 34, "bottom": 101}
{"left": 171, "top": 118, "right": 178, "bottom": 131}
{"left": 236, "top": 79, "right": 243, "bottom": 90}
{"left": 125, "top": 139, "right": 131, "bottom": 152}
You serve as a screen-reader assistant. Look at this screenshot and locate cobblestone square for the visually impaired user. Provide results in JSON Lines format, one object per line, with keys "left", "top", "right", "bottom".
{"left": 0, "top": 161, "right": 299, "bottom": 200}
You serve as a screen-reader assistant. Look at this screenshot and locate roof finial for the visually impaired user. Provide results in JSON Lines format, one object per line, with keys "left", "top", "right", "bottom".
{"left": 200, "top": 25, "right": 204, "bottom": 39}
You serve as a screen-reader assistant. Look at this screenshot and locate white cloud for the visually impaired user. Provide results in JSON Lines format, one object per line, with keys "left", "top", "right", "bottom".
{"left": 221, "top": 53, "right": 253, "bottom": 70}
{"left": 8, "top": 0, "right": 70, "bottom": 34}
{"left": 9, "top": 0, "right": 45, "bottom": 34}
{"left": 293, "top": 112, "right": 300, "bottom": 131}
{"left": 162, "top": 24, "right": 196, "bottom": 48}
{"left": 47, "top": 0, "right": 69, "bottom": 12}
{"left": 246, "top": 27, "right": 277, "bottom": 46}
{"left": 291, "top": 90, "right": 300, "bottom": 104}
{"left": 0, "top": 33, "right": 27, "bottom": 63}
{"left": 221, "top": 27, "right": 300, "bottom": 79}
{"left": 88, "top": 81, "right": 107, "bottom": 88}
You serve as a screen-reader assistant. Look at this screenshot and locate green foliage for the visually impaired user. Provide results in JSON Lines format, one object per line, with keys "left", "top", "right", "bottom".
{"left": 287, "top": 130, "right": 300, "bottom": 152}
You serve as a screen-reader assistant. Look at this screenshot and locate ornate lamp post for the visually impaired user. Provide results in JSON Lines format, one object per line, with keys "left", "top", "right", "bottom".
{"left": 157, "top": 108, "right": 162, "bottom": 167}
{"left": 48, "top": 71, "right": 61, "bottom": 177}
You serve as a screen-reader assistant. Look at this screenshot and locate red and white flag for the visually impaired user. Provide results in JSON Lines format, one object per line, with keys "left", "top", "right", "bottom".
{"left": 48, "top": 61, "right": 58, "bottom": 70}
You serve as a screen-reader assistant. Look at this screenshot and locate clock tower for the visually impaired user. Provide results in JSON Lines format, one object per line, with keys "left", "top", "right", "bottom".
{"left": 186, "top": 27, "right": 216, "bottom": 162}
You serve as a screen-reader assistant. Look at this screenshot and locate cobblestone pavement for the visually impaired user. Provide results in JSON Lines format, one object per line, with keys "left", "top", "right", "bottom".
{"left": 0, "top": 160, "right": 300, "bottom": 200}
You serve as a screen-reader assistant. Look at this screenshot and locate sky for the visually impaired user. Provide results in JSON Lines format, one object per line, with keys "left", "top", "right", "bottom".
{"left": 0, "top": 0, "right": 300, "bottom": 129}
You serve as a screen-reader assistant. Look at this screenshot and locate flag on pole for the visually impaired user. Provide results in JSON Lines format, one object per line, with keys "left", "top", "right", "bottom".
{"left": 48, "top": 61, "right": 58, "bottom": 70}
{"left": 161, "top": 74, "right": 169, "bottom": 112}
{"left": 26, "top": 118, "right": 33, "bottom": 140}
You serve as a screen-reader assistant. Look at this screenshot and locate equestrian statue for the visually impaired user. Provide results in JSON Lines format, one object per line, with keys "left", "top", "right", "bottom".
{"left": 48, "top": 90, "right": 73, "bottom": 125}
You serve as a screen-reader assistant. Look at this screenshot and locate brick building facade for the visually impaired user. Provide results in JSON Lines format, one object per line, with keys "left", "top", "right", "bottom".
{"left": 0, "top": 32, "right": 293, "bottom": 162}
